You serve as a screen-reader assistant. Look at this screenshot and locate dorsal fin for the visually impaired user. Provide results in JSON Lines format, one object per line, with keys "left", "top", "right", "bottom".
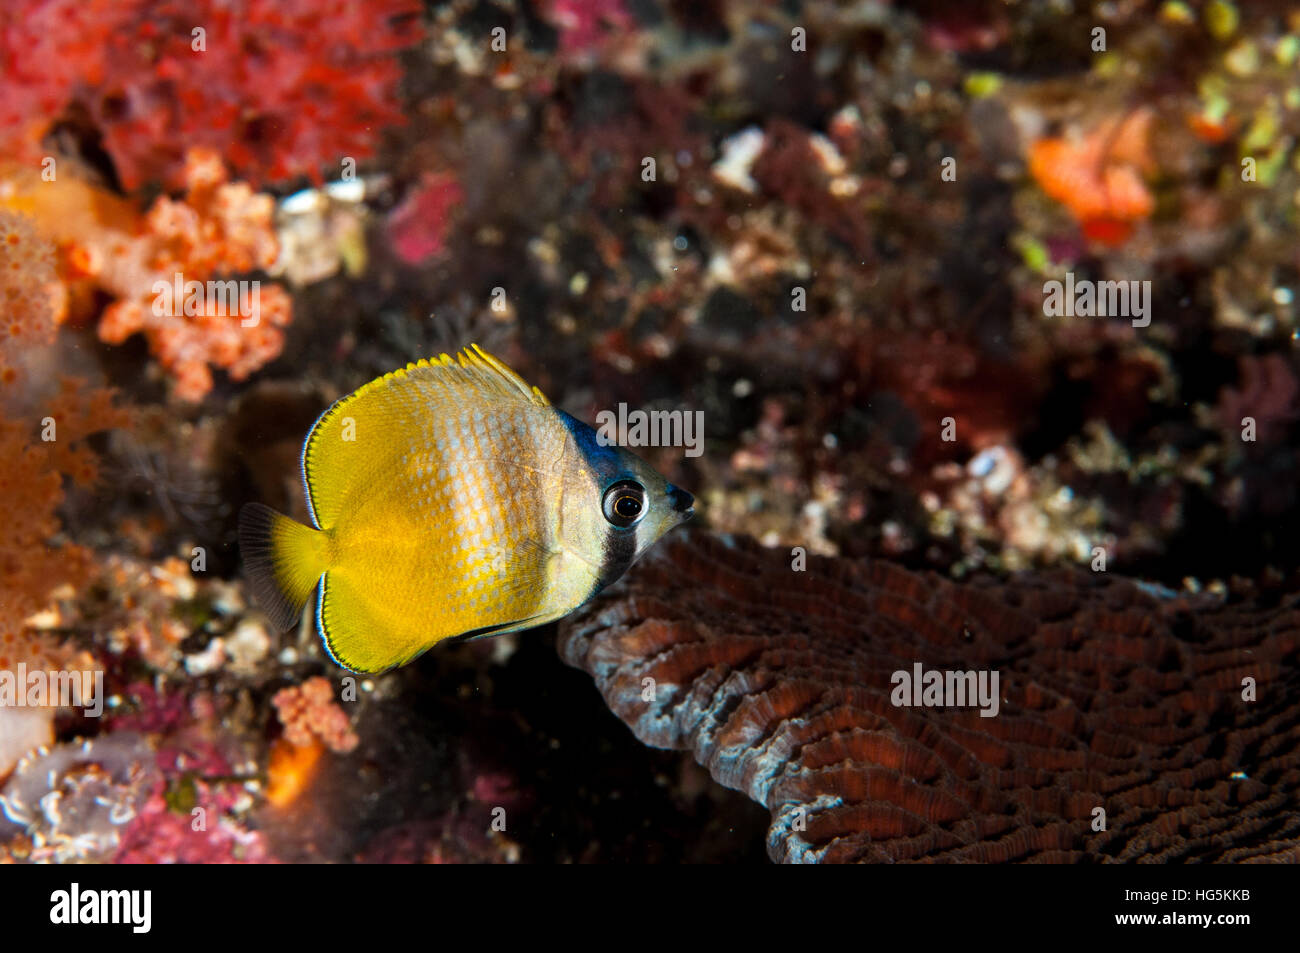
{"left": 300, "top": 344, "right": 550, "bottom": 529}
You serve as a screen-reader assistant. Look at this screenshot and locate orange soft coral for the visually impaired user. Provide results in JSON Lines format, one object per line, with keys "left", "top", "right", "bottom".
{"left": 94, "top": 149, "right": 293, "bottom": 401}
{"left": 0, "top": 214, "right": 129, "bottom": 629}
{"left": 0, "top": 212, "right": 130, "bottom": 547}
{"left": 0, "top": 378, "right": 131, "bottom": 635}
{"left": 2, "top": 149, "right": 294, "bottom": 401}
{"left": 0, "top": 212, "right": 60, "bottom": 384}
{"left": 1028, "top": 109, "right": 1156, "bottom": 246}
{"left": 0, "top": 213, "right": 126, "bottom": 780}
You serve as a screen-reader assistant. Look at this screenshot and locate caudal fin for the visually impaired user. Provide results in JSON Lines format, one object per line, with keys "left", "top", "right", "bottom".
{"left": 238, "top": 503, "right": 329, "bottom": 631}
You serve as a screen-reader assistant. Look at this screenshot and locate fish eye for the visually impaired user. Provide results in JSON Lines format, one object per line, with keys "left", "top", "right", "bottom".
{"left": 602, "top": 480, "right": 646, "bottom": 528}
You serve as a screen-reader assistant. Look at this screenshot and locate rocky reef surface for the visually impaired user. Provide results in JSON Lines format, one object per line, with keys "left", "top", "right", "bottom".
{"left": 3, "top": 0, "right": 1299, "bottom": 863}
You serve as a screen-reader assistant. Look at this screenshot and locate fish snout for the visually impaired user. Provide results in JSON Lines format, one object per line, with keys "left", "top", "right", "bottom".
{"left": 667, "top": 485, "right": 695, "bottom": 520}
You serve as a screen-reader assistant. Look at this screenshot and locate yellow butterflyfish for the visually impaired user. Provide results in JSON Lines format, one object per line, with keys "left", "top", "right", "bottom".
{"left": 239, "top": 344, "right": 694, "bottom": 674}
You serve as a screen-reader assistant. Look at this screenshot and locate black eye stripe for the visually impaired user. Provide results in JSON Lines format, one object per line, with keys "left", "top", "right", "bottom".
{"left": 593, "top": 484, "right": 642, "bottom": 598}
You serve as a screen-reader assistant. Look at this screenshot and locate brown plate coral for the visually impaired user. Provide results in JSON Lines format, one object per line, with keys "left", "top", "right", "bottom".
{"left": 560, "top": 532, "right": 1300, "bottom": 863}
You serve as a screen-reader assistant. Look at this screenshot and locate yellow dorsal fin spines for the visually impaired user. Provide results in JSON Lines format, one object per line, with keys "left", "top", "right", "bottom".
{"left": 455, "top": 343, "right": 550, "bottom": 406}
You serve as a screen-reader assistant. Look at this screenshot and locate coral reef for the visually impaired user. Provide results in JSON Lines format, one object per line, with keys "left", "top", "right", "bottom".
{"left": 560, "top": 532, "right": 1300, "bottom": 863}
{"left": 3, "top": 0, "right": 1300, "bottom": 868}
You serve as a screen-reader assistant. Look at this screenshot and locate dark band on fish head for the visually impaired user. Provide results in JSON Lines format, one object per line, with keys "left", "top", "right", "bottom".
{"left": 558, "top": 410, "right": 644, "bottom": 596}
{"left": 593, "top": 500, "right": 639, "bottom": 593}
